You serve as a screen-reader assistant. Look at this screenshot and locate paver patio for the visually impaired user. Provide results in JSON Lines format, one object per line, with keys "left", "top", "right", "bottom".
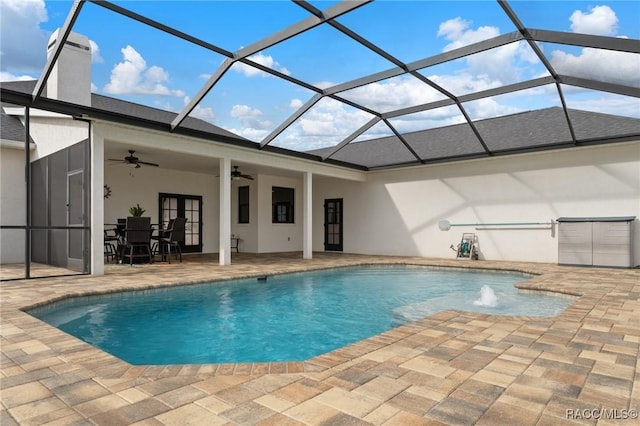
{"left": 1, "top": 253, "right": 638, "bottom": 425}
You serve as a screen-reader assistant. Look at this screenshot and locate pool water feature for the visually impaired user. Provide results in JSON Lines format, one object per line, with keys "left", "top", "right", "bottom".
{"left": 29, "top": 266, "right": 573, "bottom": 365}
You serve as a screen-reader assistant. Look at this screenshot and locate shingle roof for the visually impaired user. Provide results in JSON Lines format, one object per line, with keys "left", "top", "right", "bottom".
{"left": 311, "top": 107, "right": 640, "bottom": 168}
{"left": 0, "top": 80, "right": 245, "bottom": 142}
{"left": 1, "top": 102, "right": 30, "bottom": 143}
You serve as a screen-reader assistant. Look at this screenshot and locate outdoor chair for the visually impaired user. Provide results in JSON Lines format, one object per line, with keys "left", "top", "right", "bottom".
{"left": 121, "top": 216, "right": 153, "bottom": 265}
{"left": 151, "top": 217, "right": 187, "bottom": 263}
{"left": 104, "top": 227, "right": 119, "bottom": 263}
{"left": 231, "top": 233, "right": 240, "bottom": 253}
{"left": 116, "top": 218, "right": 126, "bottom": 239}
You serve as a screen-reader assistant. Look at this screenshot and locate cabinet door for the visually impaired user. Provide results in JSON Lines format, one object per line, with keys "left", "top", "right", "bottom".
{"left": 558, "top": 222, "right": 592, "bottom": 265}
{"left": 593, "top": 221, "right": 632, "bottom": 267}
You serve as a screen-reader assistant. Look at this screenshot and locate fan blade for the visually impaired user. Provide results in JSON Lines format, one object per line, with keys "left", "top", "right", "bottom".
{"left": 240, "top": 174, "right": 254, "bottom": 180}
{"left": 107, "top": 158, "right": 125, "bottom": 162}
{"left": 138, "top": 160, "right": 159, "bottom": 167}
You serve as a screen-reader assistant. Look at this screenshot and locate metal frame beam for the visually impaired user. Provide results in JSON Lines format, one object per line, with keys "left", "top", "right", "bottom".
{"left": 559, "top": 76, "right": 640, "bottom": 98}
{"left": 529, "top": 29, "right": 640, "bottom": 53}
{"left": 498, "top": 0, "right": 577, "bottom": 145}
{"left": 172, "top": 0, "right": 369, "bottom": 132}
{"left": 260, "top": 94, "right": 322, "bottom": 148}
{"left": 6, "top": 0, "right": 638, "bottom": 172}
{"left": 89, "top": 0, "right": 233, "bottom": 57}
{"left": 321, "top": 117, "right": 380, "bottom": 160}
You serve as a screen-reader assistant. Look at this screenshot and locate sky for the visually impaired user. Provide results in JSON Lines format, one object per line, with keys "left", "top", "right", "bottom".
{"left": 1, "top": 0, "right": 639, "bottom": 152}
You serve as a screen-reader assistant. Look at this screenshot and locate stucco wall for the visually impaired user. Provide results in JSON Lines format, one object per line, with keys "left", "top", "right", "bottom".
{"left": 313, "top": 142, "right": 640, "bottom": 265}
{"left": 28, "top": 116, "right": 89, "bottom": 160}
{"left": 231, "top": 179, "right": 258, "bottom": 253}
{"left": 0, "top": 146, "right": 27, "bottom": 263}
{"left": 256, "top": 174, "right": 303, "bottom": 253}
{"left": 103, "top": 169, "right": 304, "bottom": 255}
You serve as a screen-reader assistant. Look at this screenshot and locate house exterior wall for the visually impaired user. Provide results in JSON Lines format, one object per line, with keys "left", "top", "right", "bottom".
{"left": 4, "top": 111, "right": 636, "bottom": 268}
{"left": 313, "top": 142, "right": 640, "bottom": 265}
{"left": 231, "top": 179, "right": 258, "bottom": 253}
{"left": 28, "top": 115, "right": 89, "bottom": 160}
{"left": 0, "top": 113, "right": 90, "bottom": 269}
{"left": 0, "top": 145, "right": 27, "bottom": 263}
{"left": 257, "top": 174, "right": 303, "bottom": 253}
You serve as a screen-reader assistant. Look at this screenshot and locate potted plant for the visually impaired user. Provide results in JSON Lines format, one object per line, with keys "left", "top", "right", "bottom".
{"left": 129, "top": 203, "right": 146, "bottom": 217}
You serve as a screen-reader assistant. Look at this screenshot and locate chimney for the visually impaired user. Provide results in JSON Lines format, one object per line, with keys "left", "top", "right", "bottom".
{"left": 45, "top": 29, "right": 91, "bottom": 106}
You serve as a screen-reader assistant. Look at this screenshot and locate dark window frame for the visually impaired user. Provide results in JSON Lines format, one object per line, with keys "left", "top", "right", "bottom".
{"left": 238, "top": 185, "right": 250, "bottom": 224}
{"left": 272, "top": 186, "right": 294, "bottom": 224}
{"left": 158, "top": 193, "right": 203, "bottom": 253}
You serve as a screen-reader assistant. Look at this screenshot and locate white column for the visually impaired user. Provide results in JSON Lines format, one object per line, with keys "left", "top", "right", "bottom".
{"left": 90, "top": 130, "right": 104, "bottom": 275}
{"left": 303, "top": 171, "right": 313, "bottom": 259}
{"left": 219, "top": 157, "right": 232, "bottom": 265}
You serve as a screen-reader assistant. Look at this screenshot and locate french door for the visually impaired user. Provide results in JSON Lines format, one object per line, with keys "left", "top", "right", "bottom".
{"left": 158, "top": 193, "right": 202, "bottom": 253}
{"left": 324, "top": 198, "right": 343, "bottom": 251}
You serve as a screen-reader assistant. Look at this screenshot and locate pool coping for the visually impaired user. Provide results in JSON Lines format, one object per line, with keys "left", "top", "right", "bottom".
{"left": 12, "top": 260, "right": 586, "bottom": 379}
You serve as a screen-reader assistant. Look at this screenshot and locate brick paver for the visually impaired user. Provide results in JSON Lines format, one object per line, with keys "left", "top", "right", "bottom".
{"left": 1, "top": 252, "right": 639, "bottom": 425}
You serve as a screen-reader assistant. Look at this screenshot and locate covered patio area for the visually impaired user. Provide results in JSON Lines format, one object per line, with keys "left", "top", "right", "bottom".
{"left": 1, "top": 253, "right": 638, "bottom": 425}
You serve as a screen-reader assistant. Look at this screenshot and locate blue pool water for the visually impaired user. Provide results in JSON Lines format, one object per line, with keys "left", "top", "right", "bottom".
{"left": 29, "top": 266, "right": 573, "bottom": 365}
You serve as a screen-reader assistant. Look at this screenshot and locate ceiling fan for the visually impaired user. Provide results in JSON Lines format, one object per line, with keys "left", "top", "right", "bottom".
{"left": 108, "top": 150, "right": 159, "bottom": 168}
{"left": 218, "top": 165, "right": 254, "bottom": 180}
{"left": 231, "top": 165, "right": 254, "bottom": 180}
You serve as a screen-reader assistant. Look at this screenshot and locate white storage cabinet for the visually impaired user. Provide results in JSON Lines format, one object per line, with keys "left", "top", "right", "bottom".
{"left": 557, "top": 217, "right": 635, "bottom": 268}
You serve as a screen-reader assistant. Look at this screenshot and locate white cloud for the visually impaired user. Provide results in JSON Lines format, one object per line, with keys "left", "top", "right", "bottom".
{"left": 557, "top": 5, "right": 637, "bottom": 87}
{"left": 265, "top": 98, "right": 377, "bottom": 151}
{"left": 231, "top": 104, "right": 272, "bottom": 130}
{"left": 289, "top": 99, "right": 303, "bottom": 109}
{"left": 570, "top": 5, "right": 618, "bottom": 36}
{"left": 226, "top": 126, "right": 271, "bottom": 142}
{"left": 151, "top": 96, "right": 216, "bottom": 124}
{"left": 0, "top": 0, "right": 49, "bottom": 74}
{"left": 386, "top": 105, "right": 467, "bottom": 134}
{"left": 565, "top": 94, "right": 640, "bottom": 118}
{"left": 438, "top": 17, "right": 499, "bottom": 51}
{"left": 551, "top": 48, "right": 639, "bottom": 87}
{"left": 341, "top": 76, "right": 446, "bottom": 112}
{"left": 468, "top": 43, "right": 535, "bottom": 84}
{"left": 0, "top": 71, "right": 36, "bottom": 82}
{"left": 232, "top": 52, "right": 290, "bottom": 77}
{"left": 89, "top": 40, "right": 103, "bottom": 64}
{"left": 103, "top": 46, "right": 185, "bottom": 96}
{"left": 429, "top": 72, "right": 501, "bottom": 94}
{"left": 464, "top": 98, "right": 522, "bottom": 121}
{"left": 184, "top": 96, "right": 215, "bottom": 122}
{"left": 438, "top": 17, "right": 541, "bottom": 85}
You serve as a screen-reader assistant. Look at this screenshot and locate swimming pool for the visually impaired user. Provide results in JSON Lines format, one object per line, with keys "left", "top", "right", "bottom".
{"left": 29, "top": 265, "right": 573, "bottom": 365}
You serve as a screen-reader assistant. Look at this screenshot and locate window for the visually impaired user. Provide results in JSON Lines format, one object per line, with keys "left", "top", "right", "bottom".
{"left": 238, "top": 186, "right": 249, "bottom": 224}
{"left": 272, "top": 186, "right": 294, "bottom": 223}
